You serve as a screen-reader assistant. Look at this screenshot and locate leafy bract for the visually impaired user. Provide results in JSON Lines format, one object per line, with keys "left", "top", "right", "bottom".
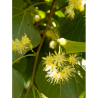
{"left": 12, "top": 68, "right": 24, "bottom": 98}
{"left": 35, "top": 62, "right": 85, "bottom": 98}
{"left": 12, "top": 0, "right": 41, "bottom": 61}
{"left": 58, "top": 38, "right": 85, "bottom": 53}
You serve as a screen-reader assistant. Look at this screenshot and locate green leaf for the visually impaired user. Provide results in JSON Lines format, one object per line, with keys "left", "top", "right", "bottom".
{"left": 32, "top": 85, "right": 41, "bottom": 98}
{"left": 59, "top": 12, "right": 85, "bottom": 42}
{"left": 55, "top": 10, "right": 65, "bottom": 18}
{"left": 20, "top": 91, "right": 40, "bottom": 98}
{"left": 20, "top": 94, "right": 34, "bottom": 98}
{"left": 36, "top": 10, "right": 46, "bottom": 19}
{"left": 20, "top": 85, "right": 40, "bottom": 98}
{"left": 22, "top": 56, "right": 36, "bottom": 81}
{"left": 55, "top": 0, "right": 68, "bottom": 7}
{"left": 79, "top": 91, "right": 85, "bottom": 98}
{"left": 12, "top": 68, "right": 24, "bottom": 98}
{"left": 75, "top": 65, "right": 85, "bottom": 80}
{"left": 12, "top": 0, "right": 41, "bottom": 61}
{"left": 58, "top": 38, "right": 85, "bottom": 53}
{"left": 35, "top": 62, "right": 85, "bottom": 98}
{"left": 13, "top": 57, "right": 27, "bottom": 74}
{"left": 12, "top": 53, "right": 36, "bottom": 65}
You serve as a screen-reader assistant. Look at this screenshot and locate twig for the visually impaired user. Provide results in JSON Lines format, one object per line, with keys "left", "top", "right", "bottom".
{"left": 38, "top": 30, "right": 45, "bottom": 35}
{"left": 53, "top": 3, "right": 68, "bottom": 12}
{"left": 49, "top": 26, "right": 59, "bottom": 39}
{"left": 24, "top": 0, "right": 56, "bottom": 98}
{"left": 34, "top": 3, "right": 68, "bottom": 28}
{"left": 12, "top": 54, "right": 36, "bottom": 65}
{"left": 32, "top": 0, "right": 56, "bottom": 84}
{"left": 24, "top": 0, "right": 32, "bottom": 6}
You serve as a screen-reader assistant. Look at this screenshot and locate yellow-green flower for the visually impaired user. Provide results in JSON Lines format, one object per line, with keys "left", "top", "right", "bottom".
{"left": 42, "top": 52, "right": 54, "bottom": 65}
{"left": 16, "top": 41, "right": 29, "bottom": 54}
{"left": 60, "top": 71, "right": 69, "bottom": 82}
{"left": 62, "top": 66, "right": 76, "bottom": 77}
{"left": 53, "top": 51, "right": 67, "bottom": 66}
{"left": 42, "top": 51, "right": 76, "bottom": 84}
{"left": 12, "top": 34, "right": 33, "bottom": 54}
{"left": 65, "top": 0, "right": 85, "bottom": 19}
{"left": 46, "top": 69, "right": 61, "bottom": 84}
{"left": 12, "top": 39, "right": 17, "bottom": 51}
{"left": 43, "top": 63, "right": 56, "bottom": 71}
{"left": 68, "top": 54, "right": 78, "bottom": 66}
{"left": 21, "top": 34, "right": 30, "bottom": 45}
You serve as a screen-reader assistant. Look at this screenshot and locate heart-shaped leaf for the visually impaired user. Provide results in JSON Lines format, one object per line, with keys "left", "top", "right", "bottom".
{"left": 12, "top": 0, "right": 41, "bottom": 61}
{"left": 35, "top": 62, "right": 85, "bottom": 98}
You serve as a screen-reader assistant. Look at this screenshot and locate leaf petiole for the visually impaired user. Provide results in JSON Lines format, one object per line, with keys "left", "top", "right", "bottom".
{"left": 12, "top": 53, "right": 36, "bottom": 65}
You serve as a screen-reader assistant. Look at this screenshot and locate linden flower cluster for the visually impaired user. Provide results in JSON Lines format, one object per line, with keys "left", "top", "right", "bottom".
{"left": 12, "top": 34, "right": 33, "bottom": 54}
{"left": 42, "top": 51, "right": 77, "bottom": 84}
{"left": 65, "top": 0, "right": 86, "bottom": 18}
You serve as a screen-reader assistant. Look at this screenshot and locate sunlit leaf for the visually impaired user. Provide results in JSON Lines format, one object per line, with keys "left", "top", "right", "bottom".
{"left": 55, "top": 10, "right": 65, "bottom": 18}
{"left": 58, "top": 38, "right": 85, "bottom": 53}
{"left": 79, "top": 91, "right": 85, "bottom": 98}
{"left": 36, "top": 10, "right": 46, "bottom": 19}
{"left": 44, "top": 0, "right": 53, "bottom": 2}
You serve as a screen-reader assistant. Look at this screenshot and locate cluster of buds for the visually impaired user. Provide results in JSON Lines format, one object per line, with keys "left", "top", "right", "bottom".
{"left": 42, "top": 51, "right": 78, "bottom": 84}
{"left": 12, "top": 34, "right": 33, "bottom": 54}
{"left": 65, "top": 0, "right": 86, "bottom": 18}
